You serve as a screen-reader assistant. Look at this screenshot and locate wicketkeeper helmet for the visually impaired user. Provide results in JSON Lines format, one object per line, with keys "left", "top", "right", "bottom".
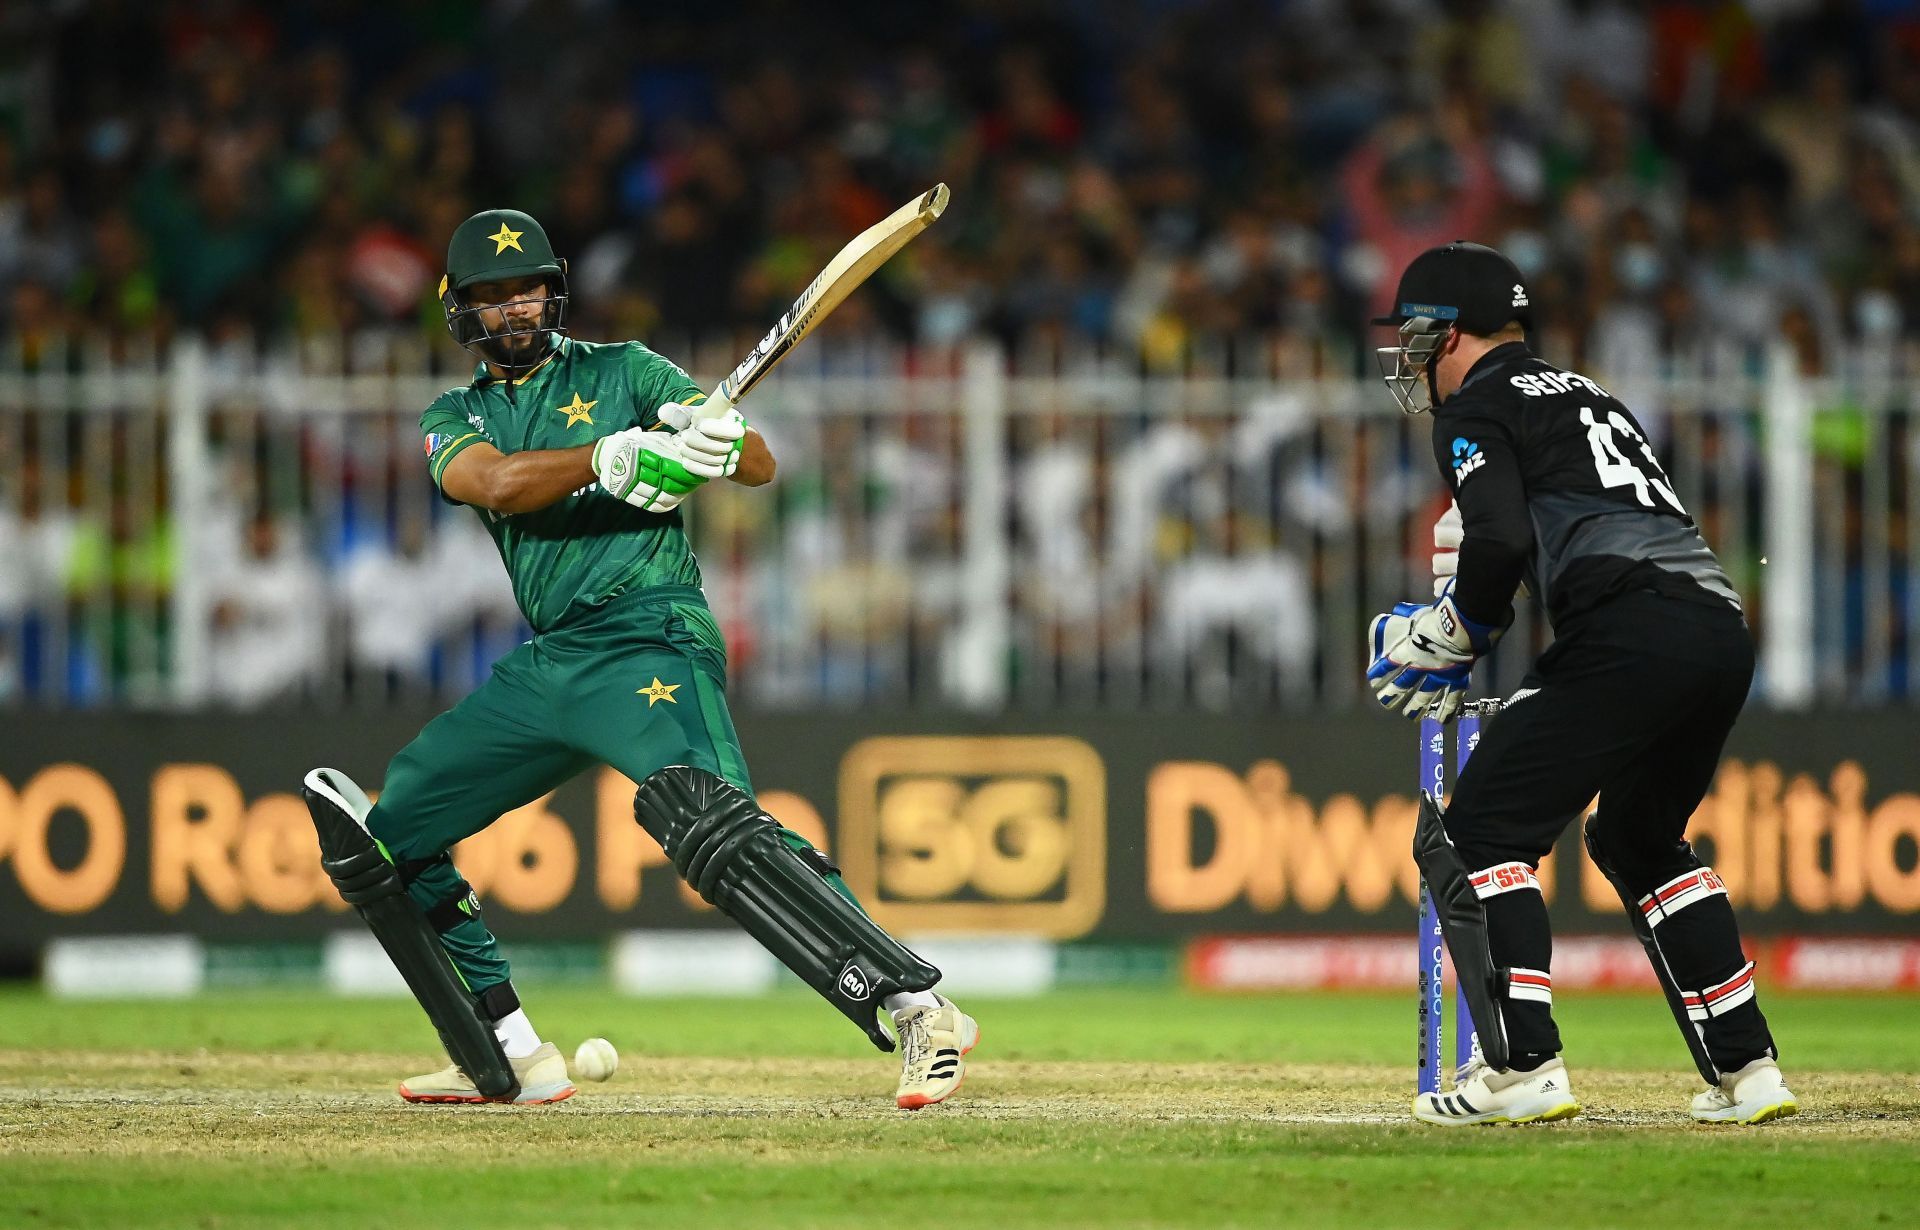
{"left": 1373, "top": 241, "right": 1532, "bottom": 415}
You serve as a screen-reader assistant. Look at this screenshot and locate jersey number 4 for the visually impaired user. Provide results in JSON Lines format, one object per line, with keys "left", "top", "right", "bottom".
{"left": 1579, "top": 406, "right": 1685, "bottom": 514}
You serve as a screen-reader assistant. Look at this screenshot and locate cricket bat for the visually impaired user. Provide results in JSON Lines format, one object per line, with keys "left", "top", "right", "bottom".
{"left": 697, "top": 183, "right": 950, "bottom": 420}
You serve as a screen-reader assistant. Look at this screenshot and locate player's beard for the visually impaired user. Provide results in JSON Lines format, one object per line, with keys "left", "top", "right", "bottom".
{"left": 500, "top": 326, "right": 544, "bottom": 359}
{"left": 482, "top": 310, "right": 553, "bottom": 370}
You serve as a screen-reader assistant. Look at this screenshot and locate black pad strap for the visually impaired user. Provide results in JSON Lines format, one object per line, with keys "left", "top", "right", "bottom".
{"left": 1412, "top": 792, "right": 1512, "bottom": 1071}
{"left": 395, "top": 853, "right": 452, "bottom": 887}
{"left": 475, "top": 981, "right": 520, "bottom": 1023}
{"left": 321, "top": 843, "right": 404, "bottom": 904}
{"left": 788, "top": 836, "right": 842, "bottom": 879}
{"left": 424, "top": 882, "right": 482, "bottom": 934}
{"left": 634, "top": 765, "right": 940, "bottom": 1052}
{"left": 304, "top": 772, "right": 518, "bottom": 1100}
{"left": 1583, "top": 815, "right": 1720, "bottom": 1085}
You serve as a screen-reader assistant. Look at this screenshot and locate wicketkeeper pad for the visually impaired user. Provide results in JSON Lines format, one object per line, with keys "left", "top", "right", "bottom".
{"left": 1411, "top": 792, "right": 1512, "bottom": 1071}
{"left": 633, "top": 765, "right": 941, "bottom": 1051}
{"left": 1584, "top": 815, "right": 1723, "bottom": 1085}
{"left": 302, "top": 768, "right": 519, "bottom": 1100}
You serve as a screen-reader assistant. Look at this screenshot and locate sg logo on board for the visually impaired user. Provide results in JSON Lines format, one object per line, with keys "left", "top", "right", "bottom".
{"left": 835, "top": 737, "right": 1106, "bottom": 939}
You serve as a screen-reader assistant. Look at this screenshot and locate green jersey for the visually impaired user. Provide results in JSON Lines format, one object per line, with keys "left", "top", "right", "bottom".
{"left": 421, "top": 337, "right": 709, "bottom": 631}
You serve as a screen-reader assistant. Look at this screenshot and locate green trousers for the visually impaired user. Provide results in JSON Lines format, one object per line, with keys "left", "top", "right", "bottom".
{"left": 366, "top": 586, "right": 762, "bottom": 995}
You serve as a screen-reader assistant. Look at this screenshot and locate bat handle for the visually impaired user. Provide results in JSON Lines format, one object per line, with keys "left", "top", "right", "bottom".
{"left": 695, "top": 388, "right": 736, "bottom": 422}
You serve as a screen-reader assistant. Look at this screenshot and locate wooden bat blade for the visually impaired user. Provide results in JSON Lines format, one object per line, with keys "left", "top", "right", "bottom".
{"left": 704, "top": 183, "right": 950, "bottom": 414}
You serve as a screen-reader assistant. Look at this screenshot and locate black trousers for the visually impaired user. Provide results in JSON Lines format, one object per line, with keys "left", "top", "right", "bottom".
{"left": 1445, "top": 590, "right": 1776, "bottom": 1073}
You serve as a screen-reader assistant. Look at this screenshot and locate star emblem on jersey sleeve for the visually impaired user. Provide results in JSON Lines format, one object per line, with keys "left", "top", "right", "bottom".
{"left": 638, "top": 677, "right": 681, "bottom": 707}
{"left": 489, "top": 223, "right": 525, "bottom": 254}
{"left": 555, "top": 392, "right": 598, "bottom": 427}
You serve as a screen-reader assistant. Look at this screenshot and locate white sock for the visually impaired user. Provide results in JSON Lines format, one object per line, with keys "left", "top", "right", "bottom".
{"left": 492, "top": 1007, "right": 543, "bottom": 1059}
{"left": 884, "top": 990, "right": 941, "bottom": 1015}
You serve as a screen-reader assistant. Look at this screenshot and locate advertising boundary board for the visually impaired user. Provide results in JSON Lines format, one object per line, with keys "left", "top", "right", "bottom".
{"left": 2, "top": 710, "right": 1917, "bottom": 945}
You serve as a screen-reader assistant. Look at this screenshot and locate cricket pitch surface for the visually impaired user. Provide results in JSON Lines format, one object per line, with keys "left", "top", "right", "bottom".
{"left": 3, "top": 988, "right": 1915, "bottom": 1228}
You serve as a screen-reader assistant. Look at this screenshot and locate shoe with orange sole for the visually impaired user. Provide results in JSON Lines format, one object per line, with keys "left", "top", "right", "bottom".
{"left": 399, "top": 1041, "right": 575, "bottom": 1105}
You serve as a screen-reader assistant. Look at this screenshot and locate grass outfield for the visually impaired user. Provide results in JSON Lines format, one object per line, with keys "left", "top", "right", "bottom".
{"left": 1, "top": 987, "right": 1916, "bottom": 1229}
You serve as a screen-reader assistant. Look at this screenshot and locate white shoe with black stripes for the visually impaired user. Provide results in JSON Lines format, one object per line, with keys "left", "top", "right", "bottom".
{"left": 1413, "top": 1051, "right": 1580, "bottom": 1126}
{"left": 892, "top": 994, "right": 979, "bottom": 1109}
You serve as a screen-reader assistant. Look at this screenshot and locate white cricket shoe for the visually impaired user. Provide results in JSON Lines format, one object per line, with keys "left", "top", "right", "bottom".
{"left": 1413, "top": 1050, "right": 1580, "bottom": 1126}
{"left": 1690, "top": 1058, "right": 1799, "bottom": 1125}
{"left": 398, "top": 1041, "right": 576, "bottom": 1105}
{"left": 893, "top": 994, "right": 980, "bottom": 1110}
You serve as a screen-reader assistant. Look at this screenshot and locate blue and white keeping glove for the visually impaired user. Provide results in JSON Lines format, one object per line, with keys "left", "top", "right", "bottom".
{"left": 1365, "top": 586, "right": 1506, "bottom": 722}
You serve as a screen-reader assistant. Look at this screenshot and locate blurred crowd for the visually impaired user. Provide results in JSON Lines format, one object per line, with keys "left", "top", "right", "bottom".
{"left": 5, "top": 0, "right": 1920, "bottom": 374}
{"left": 0, "top": 418, "right": 528, "bottom": 706}
{"left": 2, "top": 0, "right": 1917, "bottom": 709}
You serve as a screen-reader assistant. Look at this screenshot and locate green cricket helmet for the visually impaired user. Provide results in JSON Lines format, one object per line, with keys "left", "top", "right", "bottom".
{"left": 439, "top": 208, "right": 569, "bottom": 373}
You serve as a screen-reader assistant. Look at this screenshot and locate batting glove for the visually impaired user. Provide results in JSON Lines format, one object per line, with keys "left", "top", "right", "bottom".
{"left": 657, "top": 401, "right": 747, "bottom": 480}
{"left": 592, "top": 427, "right": 707, "bottom": 513}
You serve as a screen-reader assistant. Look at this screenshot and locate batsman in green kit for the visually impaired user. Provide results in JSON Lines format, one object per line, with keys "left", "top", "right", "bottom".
{"left": 301, "top": 208, "right": 977, "bottom": 1110}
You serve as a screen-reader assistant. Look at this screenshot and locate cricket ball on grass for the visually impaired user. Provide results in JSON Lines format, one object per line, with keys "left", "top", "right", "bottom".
{"left": 573, "top": 1037, "right": 619, "bottom": 1082}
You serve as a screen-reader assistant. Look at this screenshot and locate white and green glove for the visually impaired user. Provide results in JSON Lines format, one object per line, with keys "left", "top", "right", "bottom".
{"left": 591, "top": 428, "right": 706, "bottom": 513}
{"left": 658, "top": 401, "right": 747, "bottom": 480}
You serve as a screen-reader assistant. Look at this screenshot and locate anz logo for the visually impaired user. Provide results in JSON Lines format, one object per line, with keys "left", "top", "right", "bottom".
{"left": 1451, "top": 437, "right": 1486, "bottom": 483}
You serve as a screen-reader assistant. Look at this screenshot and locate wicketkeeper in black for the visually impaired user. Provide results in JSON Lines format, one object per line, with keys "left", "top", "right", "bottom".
{"left": 1365, "top": 242, "right": 1796, "bottom": 1126}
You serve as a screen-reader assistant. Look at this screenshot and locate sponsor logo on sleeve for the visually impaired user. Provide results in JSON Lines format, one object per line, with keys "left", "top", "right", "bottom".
{"left": 1451, "top": 437, "right": 1486, "bottom": 482}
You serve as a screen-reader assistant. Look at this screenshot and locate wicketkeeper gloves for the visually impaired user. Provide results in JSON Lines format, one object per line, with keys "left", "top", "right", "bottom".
{"left": 1365, "top": 585, "right": 1508, "bottom": 722}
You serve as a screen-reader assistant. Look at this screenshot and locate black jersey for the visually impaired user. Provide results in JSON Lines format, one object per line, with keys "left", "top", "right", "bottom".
{"left": 1432, "top": 342, "right": 1739, "bottom": 632}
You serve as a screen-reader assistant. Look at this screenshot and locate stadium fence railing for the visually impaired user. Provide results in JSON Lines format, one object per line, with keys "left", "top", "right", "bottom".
{"left": 0, "top": 333, "right": 1908, "bottom": 712}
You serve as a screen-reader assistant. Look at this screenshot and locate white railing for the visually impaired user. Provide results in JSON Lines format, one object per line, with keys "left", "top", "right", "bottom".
{"left": 0, "top": 335, "right": 1909, "bottom": 711}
